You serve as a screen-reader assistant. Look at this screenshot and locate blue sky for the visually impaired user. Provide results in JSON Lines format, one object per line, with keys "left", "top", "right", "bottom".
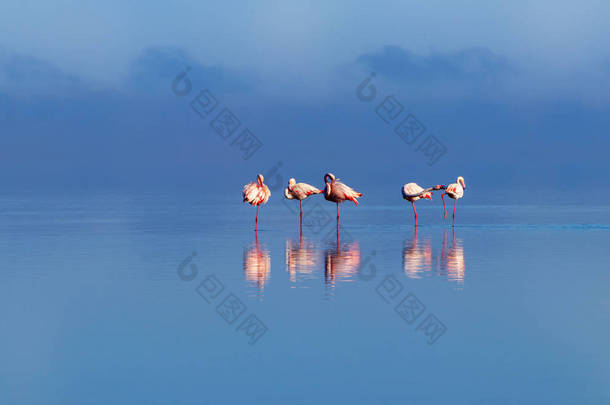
{"left": 1, "top": 1, "right": 610, "bottom": 201}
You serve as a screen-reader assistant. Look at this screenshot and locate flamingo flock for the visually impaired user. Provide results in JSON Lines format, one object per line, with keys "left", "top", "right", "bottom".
{"left": 242, "top": 172, "right": 466, "bottom": 228}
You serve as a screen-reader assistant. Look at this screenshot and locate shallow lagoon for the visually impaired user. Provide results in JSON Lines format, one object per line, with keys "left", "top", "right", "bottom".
{"left": 1, "top": 192, "right": 609, "bottom": 404}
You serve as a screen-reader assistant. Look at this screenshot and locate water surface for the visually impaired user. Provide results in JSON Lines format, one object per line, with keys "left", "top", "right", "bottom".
{"left": 1, "top": 192, "right": 609, "bottom": 404}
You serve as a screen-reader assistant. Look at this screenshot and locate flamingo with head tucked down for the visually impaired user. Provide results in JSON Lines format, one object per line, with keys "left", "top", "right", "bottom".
{"left": 242, "top": 174, "right": 271, "bottom": 230}
{"left": 441, "top": 176, "right": 466, "bottom": 226}
{"left": 284, "top": 178, "right": 322, "bottom": 223}
{"left": 323, "top": 173, "right": 362, "bottom": 225}
{"left": 402, "top": 183, "right": 445, "bottom": 225}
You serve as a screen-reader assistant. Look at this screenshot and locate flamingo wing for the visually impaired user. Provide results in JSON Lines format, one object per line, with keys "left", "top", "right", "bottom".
{"left": 243, "top": 182, "right": 259, "bottom": 203}
{"left": 297, "top": 182, "right": 322, "bottom": 196}
{"left": 445, "top": 184, "right": 463, "bottom": 199}
{"left": 260, "top": 185, "right": 271, "bottom": 204}
{"left": 402, "top": 183, "right": 424, "bottom": 198}
{"left": 243, "top": 182, "right": 270, "bottom": 205}
{"left": 336, "top": 182, "right": 362, "bottom": 205}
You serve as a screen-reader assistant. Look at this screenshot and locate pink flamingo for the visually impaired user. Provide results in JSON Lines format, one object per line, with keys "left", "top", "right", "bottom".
{"left": 441, "top": 176, "right": 466, "bottom": 226}
{"left": 402, "top": 183, "right": 445, "bottom": 226}
{"left": 284, "top": 178, "right": 322, "bottom": 223}
{"left": 242, "top": 174, "right": 271, "bottom": 230}
{"left": 323, "top": 173, "right": 362, "bottom": 226}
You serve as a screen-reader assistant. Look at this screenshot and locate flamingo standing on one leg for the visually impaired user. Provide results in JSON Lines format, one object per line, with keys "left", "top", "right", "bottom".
{"left": 402, "top": 183, "right": 445, "bottom": 226}
{"left": 441, "top": 176, "right": 466, "bottom": 226}
{"left": 242, "top": 174, "right": 271, "bottom": 230}
{"left": 323, "top": 173, "right": 362, "bottom": 227}
{"left": 284, "top": 178, "right": 322, "bottom": 227}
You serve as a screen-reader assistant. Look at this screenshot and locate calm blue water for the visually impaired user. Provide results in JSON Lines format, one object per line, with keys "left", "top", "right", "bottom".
{"left": 1, "top": 191, "right": 609, "bottom": 404}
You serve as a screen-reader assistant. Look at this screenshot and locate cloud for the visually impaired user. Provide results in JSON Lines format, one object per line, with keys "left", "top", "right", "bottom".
{"left": 0, "top": 46, "right": 257, "bottom": 99}
{"left": 0, "top": 47, "right": 260, "bottom": 188}
{"left": 1, "top": 45, "right": 610, "bottom": 192}
{"left": 349, "top": 45, "right": 519, "bottom": 103}
{"left": 356, "top": 45, "right": 511, "bottom": 81}
{"left": 0, "top": 49, "right": 85, "bottom": 96}
{"left": 125, "top": 46, "right": 257, "bottom": 95}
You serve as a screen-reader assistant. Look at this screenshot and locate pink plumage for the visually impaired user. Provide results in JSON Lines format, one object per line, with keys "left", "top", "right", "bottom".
{"left": 402, "top": 183, "right": 433, "bottom": 202}
{"left": 323, "top": 173, "right": 362, "bottom": 205}
{"left": 242, "top": 174, "right": 271, "bottom": 230}
{"left": 323, "top": 172, "right": 362, "bottom": 226}
{"left": 243, "top": 174, "right": 271, "bottom": 205}
{"left": 284, "top": 178, "right": 323, "bottom": 227}
{"left": 284, "top": 178, "right": 322, "bottom": 201}
{"left": 401, "top": 182, "right": 444, "bottom": 225}
{"left": 441, "top": 176, "right": 466, "bottom": 226}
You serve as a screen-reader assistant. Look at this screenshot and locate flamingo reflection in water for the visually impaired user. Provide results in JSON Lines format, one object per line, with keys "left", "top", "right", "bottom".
{"left": 324, "top": 237, "right": 361, "bottom": 285}
{"left": 439, "top": 228, "right": 466, "bottom": 284}
{"left": 285, "top": 235, "right": 319, "bottom": 283}
{"left": 243, "top": 231, "right": 271, "bottom": 291}
{"left": 402, "top": 227, "right": 434, "bottom": 279}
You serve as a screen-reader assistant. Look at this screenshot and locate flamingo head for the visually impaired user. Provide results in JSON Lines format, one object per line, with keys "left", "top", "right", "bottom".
{"left": 457, "top": 176, "right": 466, "bottom": 190}
{"left": 434, "top": 184, "right": 446, "bottom": 190}
{"left": 257, "top": 174, "right": 264, "bottom": 186}
{"left": 324, "top": 173, "right": 335, "bottom": 184}
{"left": 288, "top": 178, "right": 296, "bottom": 186}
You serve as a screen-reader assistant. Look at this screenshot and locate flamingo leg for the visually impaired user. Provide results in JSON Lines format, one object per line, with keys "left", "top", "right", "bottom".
{"left": 441, "top": 193, "right": 447, "bottom": 219}
{"left": 255, "top": 205, "right": 259, "bottom": 231}
{"left": 336, "top": 225, "right": 339, "bottom": 246}
{"left": 299, "top": 200, "right": 303, "bottom": 237}
{"left": 336, "top": 202, "right": 339, "bottom": 223}
{"left": 411, "top": 201, "right": 418, "bottom": 226}
{"left": 441, "top": 229, "right": 447, "bottom": 260}
{"left": 452, "top": 198, "right": 457, "bottom": 227}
